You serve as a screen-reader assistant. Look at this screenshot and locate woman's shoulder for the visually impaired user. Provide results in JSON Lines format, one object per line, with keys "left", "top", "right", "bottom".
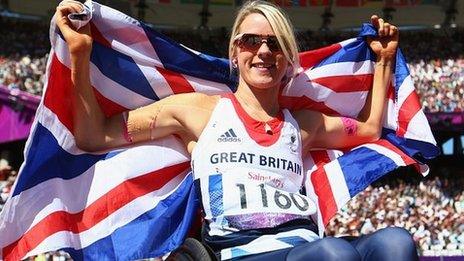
{"left": 162, "top": 92, "right": 221, "bottom": 110}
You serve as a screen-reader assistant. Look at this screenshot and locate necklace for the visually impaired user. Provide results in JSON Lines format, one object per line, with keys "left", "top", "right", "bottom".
{"left": 264, "top": 122, "right": 272, "bottom": 134}
{"left": 234, "top": 93, "right": 279, "bottom": 134}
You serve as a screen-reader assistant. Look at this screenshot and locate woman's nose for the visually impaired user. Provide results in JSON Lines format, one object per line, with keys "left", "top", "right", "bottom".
{"left": 257, "top": 41, "right": 272, "bottom": 57}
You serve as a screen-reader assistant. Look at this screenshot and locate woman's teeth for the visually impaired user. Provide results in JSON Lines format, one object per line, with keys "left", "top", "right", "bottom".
{"left": 252, "top": 63, "right": 273, "bottom": 68}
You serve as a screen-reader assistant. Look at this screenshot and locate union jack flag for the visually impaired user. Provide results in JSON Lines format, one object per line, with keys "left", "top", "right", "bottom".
{"left": 0, "top": 1, "right": 438, "bottom": 260}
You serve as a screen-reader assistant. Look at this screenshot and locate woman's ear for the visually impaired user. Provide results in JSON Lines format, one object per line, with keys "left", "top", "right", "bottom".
{"left": 230, "top": 55, "right": 239, "bottom": 77}
{"left": 232, "top": 58, "right": 238, "bottom": 68}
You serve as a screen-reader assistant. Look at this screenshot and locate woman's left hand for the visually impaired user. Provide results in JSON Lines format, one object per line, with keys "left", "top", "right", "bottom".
{"left": 368, "top": 15, "right": 399, "bottom": 60}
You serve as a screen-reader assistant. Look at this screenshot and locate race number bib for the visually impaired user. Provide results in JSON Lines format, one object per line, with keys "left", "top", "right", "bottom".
{"left": 223, "top": 180, "right": 316, "bottom": 216}
{"left": 207, "top": 172, "right": 316, "bottom": 229}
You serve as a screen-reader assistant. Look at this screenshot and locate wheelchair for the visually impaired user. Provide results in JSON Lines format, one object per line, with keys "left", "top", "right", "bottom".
{"left": 166, "top": 238, "right": 216, "bottom": 261}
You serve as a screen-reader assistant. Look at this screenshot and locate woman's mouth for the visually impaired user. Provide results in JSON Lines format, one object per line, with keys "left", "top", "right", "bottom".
{"left": 251, "top": 62, "right": 275, "bottom": 72}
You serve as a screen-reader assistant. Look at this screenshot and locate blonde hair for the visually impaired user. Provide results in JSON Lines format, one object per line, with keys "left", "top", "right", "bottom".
{"left": 228, "top": 0, "right": 299, "bottom": 76}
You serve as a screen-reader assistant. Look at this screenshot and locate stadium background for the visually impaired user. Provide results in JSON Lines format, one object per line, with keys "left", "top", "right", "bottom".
{"left": 0, "top": 0, "right": 463, "bottom": 260}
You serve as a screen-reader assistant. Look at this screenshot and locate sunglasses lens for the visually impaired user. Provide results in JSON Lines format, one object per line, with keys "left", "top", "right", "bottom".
{"left": 239, "top": 34, "right": 281, "bottom": 52}
{"left": 241, "top": 35, "right": 261, "bottom": 49}
{"left": 266, "top": 37, "right": 280, "bottom": 51}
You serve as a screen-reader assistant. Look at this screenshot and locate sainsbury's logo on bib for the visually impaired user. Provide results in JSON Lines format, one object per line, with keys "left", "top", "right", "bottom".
{"left": 218, "top": 128, "right": 242, "bottom": 143}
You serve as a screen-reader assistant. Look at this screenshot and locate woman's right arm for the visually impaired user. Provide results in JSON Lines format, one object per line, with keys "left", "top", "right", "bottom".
{"left": 55, "top": 1, "right": 202, "bottom": 152}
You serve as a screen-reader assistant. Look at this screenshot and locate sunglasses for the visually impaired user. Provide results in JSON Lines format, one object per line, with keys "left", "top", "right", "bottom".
{"left": 234, "top": 33, "right": 282, "bottom": 52}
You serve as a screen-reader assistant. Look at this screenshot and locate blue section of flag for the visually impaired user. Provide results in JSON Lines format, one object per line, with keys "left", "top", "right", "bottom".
{"left": 209, "top": 174, "right": 224, "bottom": 217}
{"left": 382, "top": 128, "right": 440, "bottom": 162}
{"left": 339, "top": 146, "right": 399, "bottom": 198}
{"left": 357, "top": 23, "right": 412, "bottom": 95}
{"left": 314, "top": 39, "right": 375, "bottom": 68}
{"left": 357, "top": 23, "right": 378, "bottom": 38}
{"left": 91, "top": 41, "right": 160, "bottom": 101}
{"left": 64, "top": 173, "right": 198, "bottom": 260}
{"left": 394, "top": 49, "right": 410, "bottom": 93}
{"left": 12, "top": 123, "right": 107, "bottom": 197}
{"left": 141, "top": 23, "right": 237, "bottom": 90}
{"left": 104, "top": 150, "right": 125, "bottom": 160}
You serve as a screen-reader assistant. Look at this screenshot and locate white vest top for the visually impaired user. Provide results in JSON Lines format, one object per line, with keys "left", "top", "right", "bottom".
{"left": 191, "top": 95, "right": 317, "bottom": 239}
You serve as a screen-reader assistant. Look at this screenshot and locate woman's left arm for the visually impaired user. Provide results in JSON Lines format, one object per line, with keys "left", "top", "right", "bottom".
{"left": 300, "top": 15, "right": 399, "bottom": 150}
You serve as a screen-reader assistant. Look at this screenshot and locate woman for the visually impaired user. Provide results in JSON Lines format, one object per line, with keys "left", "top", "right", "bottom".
{"left": 55, "top": 0, "right": 417, "bottom": 260}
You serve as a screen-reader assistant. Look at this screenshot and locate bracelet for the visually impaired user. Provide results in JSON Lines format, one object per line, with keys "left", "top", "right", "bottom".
{"left": 121, "top": 111, "right": 133, "bottom": 143}
{"left": 375, "top": 61, "right": 393, "bottom": 67}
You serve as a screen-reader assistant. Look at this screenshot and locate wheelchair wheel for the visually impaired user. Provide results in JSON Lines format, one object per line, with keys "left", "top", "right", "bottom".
{"left": 167, "top": 238, "right": 214, "bottom": 261}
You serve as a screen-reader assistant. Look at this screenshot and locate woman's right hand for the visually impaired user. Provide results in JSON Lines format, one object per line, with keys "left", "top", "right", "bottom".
{"left": 55, "top": 0, "right": 92, "bottom": 55}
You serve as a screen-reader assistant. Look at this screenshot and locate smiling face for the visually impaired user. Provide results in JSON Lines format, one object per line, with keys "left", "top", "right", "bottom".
{"left": 234, "top": 13, "right": 288, "bottom": 90}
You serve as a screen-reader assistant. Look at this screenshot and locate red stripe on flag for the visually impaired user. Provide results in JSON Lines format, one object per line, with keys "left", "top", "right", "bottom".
{"left": 397, "top": 91, "right": 421, "bottom": 137}
{"left": 90, "top": 22, "right": 111, "bottom": 48}
{"left": 156, "top": 66, "right": 195, "bottom": 94}
{"left": 374, "top": 139, "right": 416, "bottom": 165}
{"left": 93, "top": 88, "right": 129, "bottom": 117}
{"left": 4, "top": 162, "right": 191, "bottom": 261}
{"left": 99, "top": 26, "right": 150, "bottom": 46}
{"left": 387, "top": 83, "right": 395, "bottom": 100}
{"left": 279, "top": 96, "right": 340, "bottom": 116}
{"left": 310, "top": 150, "right": 338, "bottom": 226}
{"left": 44, "top": 54, "right": 128, "bottom": 133}
{"left": 44, "top": 54, "right": 74, "bottom": 133}
{"left": 310, "top": 150, "right": 332, "bottom": 166}
{"left": 299, "top": 44, "right": 342, "bottom": 70}
{"left": 310, "top": 74, "right": 373, "bottom": 92}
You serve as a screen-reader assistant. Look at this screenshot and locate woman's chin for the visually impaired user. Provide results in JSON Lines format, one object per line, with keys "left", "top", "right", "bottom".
{"left": 247, "top": 74, "right": 280, "bottom": 87}
{"left": 248, "top": 80, "right": 280, "bottom": 90}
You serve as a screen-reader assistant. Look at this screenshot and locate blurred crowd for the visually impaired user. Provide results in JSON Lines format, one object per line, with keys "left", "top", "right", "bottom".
{"left": 411, "top": 57, "right": 464, "bottom": 113}
{"left": 1, "top": 17, "right": 464, "bottom": 112}
{"left": 400, "top": 28, "right": 464, "bottom": 113}
{"left": 0, "top": 55, "right": 48, "bottom": 95}
{"left": 327, "top": 168, "right": 464, "bottom": 256}
{"left": 0, "top": 159, "right": 15, "bottom": 213}
{"left": 0, "top": 18, "right": 49, "bottom": 95}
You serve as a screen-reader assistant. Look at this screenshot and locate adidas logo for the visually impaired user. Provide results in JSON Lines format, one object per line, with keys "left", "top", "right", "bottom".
{"left": 217, "top": 128, "right": 242, "bottom": 142}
